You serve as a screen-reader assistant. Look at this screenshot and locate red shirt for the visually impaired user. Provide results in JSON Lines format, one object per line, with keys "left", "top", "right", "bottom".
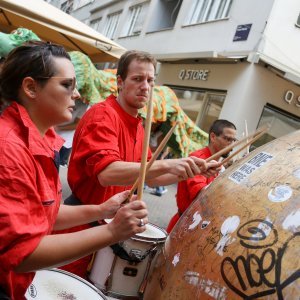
{"left": 167, "top": 147, "right": 217, "bottom": 233}
{"left": 68, "top": 94, "right": 150, "bottom": 205}
{"left": 0, "top": 102, "right": 63, "bottom": 299}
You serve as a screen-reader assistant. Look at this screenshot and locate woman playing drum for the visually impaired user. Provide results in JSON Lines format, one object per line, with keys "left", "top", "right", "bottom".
{"left": 0, "top": 41, "right": 148, "bottom": 300}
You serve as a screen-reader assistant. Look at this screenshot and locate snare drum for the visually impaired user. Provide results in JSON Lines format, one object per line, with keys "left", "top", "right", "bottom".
{"left": 25, "top": 269, "right": 106, "bottom": 300}
{"left": 89, "top": 222, "right": 167, "bottom": 299}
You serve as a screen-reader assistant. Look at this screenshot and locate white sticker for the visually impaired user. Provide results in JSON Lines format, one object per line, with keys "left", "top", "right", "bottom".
{"left": 282, "top": 210, "right": 300, "bottom": 232}
{"left": 215, "top": 216, "right": 240, "bottom": 256}
{"left": 188, "top": 211, "right": 202, "bottom": 230}
{"left": 229, "top": 152, "right": 273, "bottom": 184}
{"left": 172, "top": 253, "right": 180, "bottom": 267}
{"left": 268, "top": 185, "right": 293, "bottom": 203}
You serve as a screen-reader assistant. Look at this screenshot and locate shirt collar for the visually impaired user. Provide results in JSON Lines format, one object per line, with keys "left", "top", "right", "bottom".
{"left": 107, "top": 95, "right": 142, "bottom": 128}
{"left": 10, "top": 102, "right": 64, "bottom": 157}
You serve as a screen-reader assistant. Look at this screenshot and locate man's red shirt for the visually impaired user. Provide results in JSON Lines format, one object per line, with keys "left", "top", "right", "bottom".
{"left": 0, "top": 102, "right": 63, "bottom": 299}
{"left": 68, "top": 94, "right": 150, "bottom": 205}
{"left": 167, "top": 147, "right": 218, "bottom": 233}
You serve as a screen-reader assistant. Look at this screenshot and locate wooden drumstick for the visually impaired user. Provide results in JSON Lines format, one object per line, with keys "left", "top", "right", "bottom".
{"left": 137, "top": 89, "right": 154, "bottom": 200}
{"left": 127, "top": 121, "right": 178, "bottom": 201}
{"left": 206, "top": 126, "right": 268, "bottom": 163}
{"left": 221, "top": 129, "right": 267, "bottom": 165}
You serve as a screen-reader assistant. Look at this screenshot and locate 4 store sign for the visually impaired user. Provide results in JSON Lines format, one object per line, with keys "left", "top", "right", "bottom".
{"left": 284, "top": 90, "right": 300, "bottom": 108}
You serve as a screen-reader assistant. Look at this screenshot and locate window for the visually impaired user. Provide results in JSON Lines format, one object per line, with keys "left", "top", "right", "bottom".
{"left": 103, "top": 11, "right": 122, "bottom": 39}
{"left": 60, "top": 0, "right": 73, "bottom": 14}
{"left": 251, "top": 105, "right": 300, "bottom": 150}
{"left": 90, "top": 17, "right": 102, "bottom": 32}
{"left": 73, "top": 0, "right": 93, "bottom": 10}
{"left": 121, "top": 2, "right": 149, "bottom": 36}
{"left": 186, "top": 0, "right": 233, "bottom": 25}
{"left": 169, "top": 86, "right": 226, "bottom": 132}
{"left": 148, "top": 0, "right": 183, "bottom": 32}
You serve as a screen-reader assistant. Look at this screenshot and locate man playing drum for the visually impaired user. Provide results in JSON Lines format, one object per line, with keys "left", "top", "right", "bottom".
{"left": 167, "top": 119, "right": 237, "bottom": 233}
{"left": 63, "top": 50, "right": 221, "bottom": 278}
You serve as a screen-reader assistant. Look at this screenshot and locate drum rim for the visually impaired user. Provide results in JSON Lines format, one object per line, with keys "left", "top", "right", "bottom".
{"left": 30, "top": 268, "right": 107, "bottom": 299}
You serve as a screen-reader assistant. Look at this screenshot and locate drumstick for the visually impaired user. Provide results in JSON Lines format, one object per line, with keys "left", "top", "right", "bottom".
{"left": 245, "top": 120, "right": 250, "bottom": 155}
{"left": 127, "top": 121, "right": 178, "bottom": 201}
{"left": 221, "top": 129, "right": 267, "bottom": 165}
{"left": 136, "top": 89, "right": 154, "bottom": 200}
{"left": 206, "top": 126, "right": 268, "bottom": 163}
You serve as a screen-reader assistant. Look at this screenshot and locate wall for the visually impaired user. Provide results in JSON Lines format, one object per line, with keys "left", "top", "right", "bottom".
{"left": 157, "top": 61, "right": 300, "bottom": 135}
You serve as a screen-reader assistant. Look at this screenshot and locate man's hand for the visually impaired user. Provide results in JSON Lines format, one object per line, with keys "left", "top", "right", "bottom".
{"left": 107, "top": 199, "right": 148, "bottom": 242}
{"left": 99, "top": 190, "right": 131, "bottom": 220}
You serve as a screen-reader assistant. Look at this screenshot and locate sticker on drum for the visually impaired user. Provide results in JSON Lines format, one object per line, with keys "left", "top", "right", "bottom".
{"left": 25, "top": 269, "right": 107, "bottom": 300}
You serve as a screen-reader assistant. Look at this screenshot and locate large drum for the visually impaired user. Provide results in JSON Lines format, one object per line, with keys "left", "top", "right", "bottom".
{"left": 90, "top": 222, "right": 167, "bottom": 299}
{"left": 144, "top": 131, "right": 300, "bottom": 299}
{"left": 25, "top": 268, "right": 106, "bottom": 299}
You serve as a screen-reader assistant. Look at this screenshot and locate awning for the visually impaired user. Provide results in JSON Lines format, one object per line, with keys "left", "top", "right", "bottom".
{"left": 0, "top": 0, "right": 126, "bottom": 62}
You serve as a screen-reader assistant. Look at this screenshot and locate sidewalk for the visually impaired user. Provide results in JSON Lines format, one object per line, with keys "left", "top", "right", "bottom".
{"left": 59, "top": 167, "right": 178, "bottom": 230}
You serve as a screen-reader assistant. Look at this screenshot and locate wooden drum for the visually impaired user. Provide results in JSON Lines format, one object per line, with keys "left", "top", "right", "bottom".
{"left": 144, "top": 131, "right": 300, "bottom": 299}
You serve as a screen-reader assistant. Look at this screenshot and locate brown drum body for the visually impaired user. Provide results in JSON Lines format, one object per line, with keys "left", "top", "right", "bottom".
{"left": 144, "top": 131, "right": 300, "bottom": 299}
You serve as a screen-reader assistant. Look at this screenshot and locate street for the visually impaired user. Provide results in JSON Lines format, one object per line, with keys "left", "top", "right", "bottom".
{"left": 59, "top": 167, "right": 178, "bottom": 230}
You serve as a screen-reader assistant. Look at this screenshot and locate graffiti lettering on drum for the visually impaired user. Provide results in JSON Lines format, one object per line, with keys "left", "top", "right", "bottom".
{"left": 221, "top": 219, "right": 300, "bottom": 299}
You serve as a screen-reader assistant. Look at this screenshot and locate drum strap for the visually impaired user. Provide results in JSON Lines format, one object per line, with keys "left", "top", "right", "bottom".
{"left": 110, "top": 244, "right": 157, "bottom": 263}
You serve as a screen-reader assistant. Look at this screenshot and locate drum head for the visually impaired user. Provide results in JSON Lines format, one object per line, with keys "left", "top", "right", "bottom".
{"left": 25, "top": 269, "right": 106, "bottom": 299}
{"left": 105, "top": 219, "right": 167, "bottom": 242}
{"left": 133, "top": 223, "right": 167, "bottom": 242}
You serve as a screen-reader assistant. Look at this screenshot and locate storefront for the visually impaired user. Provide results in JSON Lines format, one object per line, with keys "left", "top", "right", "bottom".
{"left": 156, "top": 59, "right": 300, "bottom": 145}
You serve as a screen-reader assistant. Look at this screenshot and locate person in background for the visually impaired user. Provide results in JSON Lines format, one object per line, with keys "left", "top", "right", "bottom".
{"left": 0, "top": 41, "right": 148, "bottom": 300}
{"left": 56, "top": 99, "right": 88, "bottom": 167}
{"left": 148, "top": 122, "right": 169, "bottom": 196}
{"left": 167, "top": 119, "right": 237, "bottom": 233}
{"left": 63, "top": 50, "right": 221, "bottom": 277}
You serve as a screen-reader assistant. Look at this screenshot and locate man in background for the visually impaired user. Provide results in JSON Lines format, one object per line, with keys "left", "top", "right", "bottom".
{"left": 167, "top": 119, "right": 237, "bottom": 233}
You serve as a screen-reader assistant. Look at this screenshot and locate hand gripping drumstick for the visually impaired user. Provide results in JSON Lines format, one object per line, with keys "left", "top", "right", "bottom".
{"left": 126, "top": 121, "right": 178, "bottom": 202}
{"left": 136, "top": 89, "right": 154, "bottom": 200}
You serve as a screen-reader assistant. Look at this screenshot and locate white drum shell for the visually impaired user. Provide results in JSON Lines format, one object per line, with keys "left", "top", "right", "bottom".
{"left": 90, "top": 223, "right": 167, "bottom": 298}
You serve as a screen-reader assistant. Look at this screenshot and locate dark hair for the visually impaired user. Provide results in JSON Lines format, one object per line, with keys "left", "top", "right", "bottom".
{"left": 0, "top": 41, "right": 70, "bottom": 103}
{"left": 117, "top": 50, "right": 157, "bottom": 80}
{"left": 209, "top": 119, "right": 236, "bottom": 143}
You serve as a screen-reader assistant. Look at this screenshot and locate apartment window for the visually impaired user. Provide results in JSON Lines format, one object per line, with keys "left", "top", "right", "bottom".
{"left": 73, "top": 0, "right": 93, "bottom": 10}
{"left": 121, "top": 2, "right": 149, "bottom": 36}
{"left": 103, "top": 11, "right": 122, "bottom": 39}
{"left": 148, "top": 0, "right": 183, "bottom": 32}
{"left": 90, "top": 17, "right": 102, "bottom": 32}
{"left": 169, "top": 86, "right": 226, "bottom": 132}
{"left": 61, "top": 0, "right": 73, "bottom": 14}
{"left": 187, "top": 0, "right": 233, "bottom": 25}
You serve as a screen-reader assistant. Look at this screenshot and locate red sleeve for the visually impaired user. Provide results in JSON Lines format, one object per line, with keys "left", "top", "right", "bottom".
{"left": 0, "top": 144, "right": 49, "bottom": 272}
{"left": 72, "top": 108, "right": 122, "bottom": 178}
{"left": 186, "top": 175, "right": 208, "bottom": 202}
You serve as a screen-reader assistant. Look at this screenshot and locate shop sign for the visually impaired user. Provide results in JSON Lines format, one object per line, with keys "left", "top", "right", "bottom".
{"left": 178, "top": 69, "right": 210, "bottom": 81}
{"left": 284, "top": 90, "right": 300, "bottom": 108}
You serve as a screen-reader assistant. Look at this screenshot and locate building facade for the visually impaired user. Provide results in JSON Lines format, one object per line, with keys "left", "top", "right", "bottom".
{"left": 51, "top": 0, "right": 300, "bottom": 147}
